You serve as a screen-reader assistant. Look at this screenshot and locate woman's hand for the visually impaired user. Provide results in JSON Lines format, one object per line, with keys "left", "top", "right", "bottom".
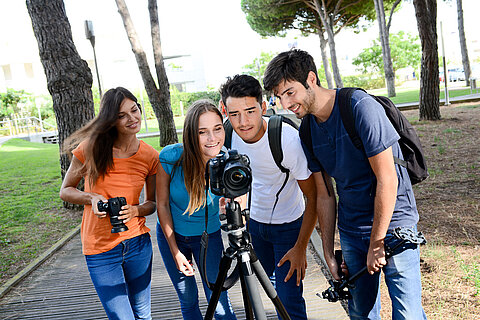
{"left": 90, "top": 194, "right": 108, "bottom": 218}
{"left": 173, "top": 251, "right": 195, "bottom": 276}
{"left": 119, "top": 204, "right": 139, "bottom": 223}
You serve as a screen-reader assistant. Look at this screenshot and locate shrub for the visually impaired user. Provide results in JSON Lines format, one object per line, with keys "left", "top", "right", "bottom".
{"left": 342, "top": 74, "right": 385, "bottom": 90}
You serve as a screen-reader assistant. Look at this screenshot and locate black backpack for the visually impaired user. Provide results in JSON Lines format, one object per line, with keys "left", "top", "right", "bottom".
{"left": 300, "top": 88, "right": 428, "bottom": 185}
{"left": 224, "top": 109, "right": 301, "bottom": 213}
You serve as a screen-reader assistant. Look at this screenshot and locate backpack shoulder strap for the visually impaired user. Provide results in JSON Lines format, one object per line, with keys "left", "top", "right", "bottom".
{"left": 338, "top": 87, "right": 364, "bottom": 150}
{"left": 299, "top": 114, "right": 312, "bottom": 156}
{"left": 267, "top": 115, "right": 288, "bottom": 173}
{"left": 223, "top": 119, "right": 233, "bottom": 150}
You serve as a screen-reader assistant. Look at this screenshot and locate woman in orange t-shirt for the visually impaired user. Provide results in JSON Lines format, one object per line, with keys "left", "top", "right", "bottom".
{"left": 60, "top": 87, "right": 158, "bottom": 320}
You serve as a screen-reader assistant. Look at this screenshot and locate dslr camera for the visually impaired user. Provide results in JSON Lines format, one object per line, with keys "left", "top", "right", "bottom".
{"left": 208, "top": 150, "right": 252, "bottom": 199}
{"left": 97, "top": 197, "right": 129, "bottom": 233}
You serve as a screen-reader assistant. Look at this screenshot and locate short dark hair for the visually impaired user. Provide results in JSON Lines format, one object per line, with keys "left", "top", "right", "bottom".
{"left": 263, "top": 49, "right": 320, "bottom": 92}
{"left": 220, "top": 74, "right": 263, "bottom": 107}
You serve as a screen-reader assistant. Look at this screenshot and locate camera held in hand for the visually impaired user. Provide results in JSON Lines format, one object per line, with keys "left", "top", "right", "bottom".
{"left": 97, "top": 197, "right": 129, "bottom": 233}
{"left": 208, "top": 150, "right": 252, "bottom": 199}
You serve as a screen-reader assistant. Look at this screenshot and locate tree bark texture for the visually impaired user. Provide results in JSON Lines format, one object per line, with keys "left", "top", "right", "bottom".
{"left": 374, "top": 0, "right": 396, "bottom": 97}
{"left": 413, "top": 0, "right": 440, "bottom": 121}
{"left": 314, "top": 0, "right": 343, "bottom": 88}
{"left": 456, "top": 0, "right": 471, "bottom": 86}
{"left": 317, "top": 29, "right": 334, "bottom": 89}
{"left": 26, "top": 0, "right": 95, "bottom": 209}
{"left": 148, "top": 0, "right": 177, "bottom": 146}
{"left": 115, "top": 0, "right": 177, "bottom": 146}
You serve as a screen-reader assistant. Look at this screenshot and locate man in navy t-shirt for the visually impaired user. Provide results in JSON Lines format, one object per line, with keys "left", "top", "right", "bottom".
{"left": 263, "top": 49, "right": 427, "bottom": 320}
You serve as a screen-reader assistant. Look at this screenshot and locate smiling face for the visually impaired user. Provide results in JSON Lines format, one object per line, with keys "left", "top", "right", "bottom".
{"left": 197, "top": 111, "right": 225, "bottom": 163}
{"left": 115, "top": 98, "right": 142, "bottom": 135}
{"left": 274, "top": 78, "right": 316, "bottom": 119}
{"left": 225, "top": 96, "right": 266, "bottom": 143}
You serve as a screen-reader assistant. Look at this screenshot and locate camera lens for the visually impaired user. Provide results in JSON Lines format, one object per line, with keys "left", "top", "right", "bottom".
{"left": 224, "top": 167, "right": 251, "bottom": 192}
{"left": 230, "top": 169, "right": 247, "bottom": 184}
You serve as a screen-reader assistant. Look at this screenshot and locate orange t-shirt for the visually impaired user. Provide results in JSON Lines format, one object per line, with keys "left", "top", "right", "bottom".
{"left": 72, "top": 140, "right": 159, "bottom": 255}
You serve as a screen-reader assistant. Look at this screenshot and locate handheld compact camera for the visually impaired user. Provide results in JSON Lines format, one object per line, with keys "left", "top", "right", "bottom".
{"left": 97, "top": 197, "right": 129, "bottom": 233}
{"left": 208, "top": 150, "right": 252, "bottom": 199}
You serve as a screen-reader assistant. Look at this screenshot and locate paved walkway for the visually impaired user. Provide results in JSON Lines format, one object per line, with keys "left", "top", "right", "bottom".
{"left": 0, "top": 214, "right": 347, "bottom": 319}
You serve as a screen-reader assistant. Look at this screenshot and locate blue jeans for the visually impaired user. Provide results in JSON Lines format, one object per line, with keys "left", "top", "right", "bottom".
{"left": 340, "top": 226, "right": 427, "bottom": 320}
{"left": 248, "top": 217, "right": 307, "bottom": 320}
{"left": 156, "top": 223, "right": 236, "bottom": 320}
{"left": 85, "top": 233, "right": 153, "bottom": 320}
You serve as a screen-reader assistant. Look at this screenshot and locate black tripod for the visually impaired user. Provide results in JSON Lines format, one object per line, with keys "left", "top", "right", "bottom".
{"left": 200, "top": 199, "right": 291, "bottom": 320}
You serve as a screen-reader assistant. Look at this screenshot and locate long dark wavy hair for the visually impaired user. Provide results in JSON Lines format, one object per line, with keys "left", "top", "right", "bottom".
{"left": 63, "top": 87, "right": 139, "bottom": 187}
{"left": 175, "top": 99, "right": 224, "bottom": 215}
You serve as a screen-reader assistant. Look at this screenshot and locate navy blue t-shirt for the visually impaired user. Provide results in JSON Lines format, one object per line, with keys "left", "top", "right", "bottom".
{"left": 302, "top": 89, "right": 419, "bottom": 235}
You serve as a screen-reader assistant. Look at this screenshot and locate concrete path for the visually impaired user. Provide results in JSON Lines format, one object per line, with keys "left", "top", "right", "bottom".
{"left": 0, "top": 214, "right": 347, "bottom": 319}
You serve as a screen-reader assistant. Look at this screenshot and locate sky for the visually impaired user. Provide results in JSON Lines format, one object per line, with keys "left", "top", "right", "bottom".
{"left": 1, "top": 0, "right": 479, "bottom": 91}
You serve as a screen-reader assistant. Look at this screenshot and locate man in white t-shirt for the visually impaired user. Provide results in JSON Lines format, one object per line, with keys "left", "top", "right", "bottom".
{"left": 220, "top": 74, "right": 319, "bottom": 319}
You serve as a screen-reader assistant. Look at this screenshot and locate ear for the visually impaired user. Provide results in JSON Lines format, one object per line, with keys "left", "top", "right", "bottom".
{"left": 261, "top": 100, "right": 267, "bottom": 115}
{"left": 307, "top": 71, "right": 317, "bottom": 87}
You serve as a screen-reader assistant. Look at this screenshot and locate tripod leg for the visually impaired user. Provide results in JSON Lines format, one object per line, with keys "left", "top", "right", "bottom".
{"left": 239, "top": 250, "right": 268, "bottom": 320}
{"left": 204, "top": 252, "right": 234, "bottom": 320}
{"left": 239, "top": 268, "right": 254, "bottom": 320}
{"left": 250, "top": 250, "right": 291, "bottom": 320}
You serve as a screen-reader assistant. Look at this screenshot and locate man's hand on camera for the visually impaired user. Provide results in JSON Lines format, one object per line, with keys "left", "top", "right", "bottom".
{"left": 277, "top": 246, "right": 307, "bottom": 286}
{"left": 90, "top": 193, "right": 107, "bottom": 218}
{"left": 367, "top": 240, "right": 386, "bottom": 274}
{"left": 325, "top": 252, "right": 341, "bottom": 281}
{"left": 119, "top": 204, "right": 139, "bottom": 224}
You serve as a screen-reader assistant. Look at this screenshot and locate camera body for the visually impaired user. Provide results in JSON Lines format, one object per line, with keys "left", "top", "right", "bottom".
{"left": 97, "top": 197, "right": 129, "bottom": 233}
{"left": 208, "top": 150, "right": 252, "bottom": 199}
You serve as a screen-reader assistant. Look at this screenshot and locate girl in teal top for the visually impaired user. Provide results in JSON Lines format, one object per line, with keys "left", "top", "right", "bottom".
{"left": 155, "top": 100, "right": 236, "bottom": 320}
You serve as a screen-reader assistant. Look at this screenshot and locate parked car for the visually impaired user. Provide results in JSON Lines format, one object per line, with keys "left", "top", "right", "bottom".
{"left": 448, "top": 67, "right": 465, "bottom": 82}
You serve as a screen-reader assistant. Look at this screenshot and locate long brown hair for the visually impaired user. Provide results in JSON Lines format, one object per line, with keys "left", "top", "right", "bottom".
{"left": 177, "top": 99, "right": 224, "bottom": 215}
{"left": 63, "top": 87, "right": 139, "bottom": 186}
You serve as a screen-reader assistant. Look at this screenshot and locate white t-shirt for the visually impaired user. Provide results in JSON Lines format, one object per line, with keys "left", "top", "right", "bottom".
{"left": 231, "top": 117, "right": 312, "bottom": 224}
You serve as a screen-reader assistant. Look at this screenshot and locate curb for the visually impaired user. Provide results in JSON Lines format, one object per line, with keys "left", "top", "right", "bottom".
{"left": 309, "top": 229, "right": 327, "bottom": 269}
{"left": 0, "top": 223, "right": 82, "bottom": 299}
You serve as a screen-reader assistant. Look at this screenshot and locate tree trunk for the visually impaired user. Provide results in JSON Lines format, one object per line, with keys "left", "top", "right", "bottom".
{"left": 413, "top": 0, "right": 441, "bottom": 121}
{"left": 26, "top": 0, "right": 95, "bottom": 209}
{"left": 115, "top": 0, "right": 177, "bottom": 146}
{"left": 456, "top": 0, "right": 471, "bottom": 86}
{"left": 314, "top": 0, "right": 343, "bottom": 88}
{"left": 317, "top": 29, "right": 334, "bottom": 89}
{"left": 374, "top": 0, "right": 396, "bottom": 97}
{"left": 148, "top": 0, "right": 177, "bottom": 145}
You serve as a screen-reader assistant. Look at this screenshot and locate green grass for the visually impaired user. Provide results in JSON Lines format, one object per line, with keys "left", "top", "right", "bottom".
{"left": 368, "top": 87, "right": 474, "bottom": 104}
{"left": 0, "top": 139, "right": 83, "bottom": 282}
{"left": 137, "top": 116, "right": 185, "bottom": 134}
{"left": 0, "top": 139, "right": 64, "bottom": 226}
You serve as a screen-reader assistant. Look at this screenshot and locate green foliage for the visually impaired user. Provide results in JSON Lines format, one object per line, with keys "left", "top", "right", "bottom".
{"left": 131, "top": 87, "right": 220, "bottom": 119}
{"left": 170, "top": 87, "right": 221, "bottom": 117}
{"left": 242, "top": 51, "right": 277, "bottom": 84}
{"left": 241, "top": 0, "right": 380, "bottom": 39}
{"left": 342, "top": 74, "right": 385, "bottom": 90}
{"left": 0, "top": 89, "right": 30, "bottom": 119}
{"left": 352, "top": 31, "right": 421, "bottom": 75}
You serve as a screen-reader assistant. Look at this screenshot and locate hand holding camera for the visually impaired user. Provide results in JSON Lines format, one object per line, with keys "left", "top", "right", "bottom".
{"left": 97, "top": 197, "right": 129, "bottom": 233}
